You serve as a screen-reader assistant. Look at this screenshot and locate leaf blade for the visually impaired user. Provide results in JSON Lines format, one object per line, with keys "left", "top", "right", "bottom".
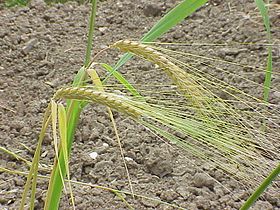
{"left": 255, "top": 0, "right": 273, "bottom": 102}
{"left": 104, "top": 0, "right": 208, "bottom": 82}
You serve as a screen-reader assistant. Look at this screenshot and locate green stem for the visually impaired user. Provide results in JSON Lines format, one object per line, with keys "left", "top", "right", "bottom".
{"left": 44, "top": 1, "right": 98, "bottom": 209}
{"left": 84, "top": 0, "right": 98, "bottom": 66}
{"left": 240, "top": 163, "right": 280, "bottom": 210}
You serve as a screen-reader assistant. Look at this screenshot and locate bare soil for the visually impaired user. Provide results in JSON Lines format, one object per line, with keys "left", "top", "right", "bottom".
{"left": 0, "top": 0, "right": 279, "bottom": 209}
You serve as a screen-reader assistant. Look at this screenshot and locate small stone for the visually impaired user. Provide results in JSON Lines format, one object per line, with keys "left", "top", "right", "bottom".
{"left": 102, "top": 143, "right": 109, "bottom": 147}
{"left": 232, "top": 190, "right": 248, "bottom": 201}
{"left": 124, "top": 157, "right": 133, "bottom": 162}
{"left": 89, "top": 152, "right": 98, "bottom": 159}
{"left": 143, "top": 4, "right": 163, "bottom": 17}
{"left": 145, "top": 147, "right": 173, "bottom": 177}
{"left": 139, "top": 62, "right": 151, "bottom": 71}
{"left": 41, "top": 150, "right": 48, "bottom": 158}
{"left": 98, "top": 27, "right": 107, "bottom": 34}
{"left": 1, "top": 125, "right": 10, "bottom": 131}
{"left": 193, "top": 173, "right": 215, "bottom": 189}
{"left": 0, "top": 196, "right": 9, "bottom": 204}
{"left": 272, "top": 91, "right": 280, "bottom": 98}
{"left": 22, "top": 38, "right": 38, "bottom": 55}
{"left": 209, "top": 0, "right": 222, "bottom": 5}
{"left": 173, "top": 31, "right": 184, "bottom": 39}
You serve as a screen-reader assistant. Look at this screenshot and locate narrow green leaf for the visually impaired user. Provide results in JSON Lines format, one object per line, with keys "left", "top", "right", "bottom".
{"left": 84, "top": 0, "right": 98, "bottom": 66}
{"left": 101, "top": 63, "right": 141, "bottom": 97}
{"left": 87, "top": 68, "right": 104, "bottom": 91}
{"left": 58, "top": 104, "right": 75, "bottom": 208}
{"left": 263, "top": 48, "right": 272, "bottom": 101}
{"left": 141, "top": 0, "right": 208, "bottom": 42}
{"left": 51, "top": 101, "right": 59, "bottom": 164}
{"left": 20, "top": 104, "right": 51, "bottom": 210}
{"left": 104, "top": 0, "right": 208, "bottom": 81}
{"left": 255, "top": 0, "right": 273, "bottom": 101}
{"left": 240, "top": 163, "right": 280, "bottom": 210}
{"left": 51, "top": 100, "right": 66, "bottom": 192}
{"left": 255, "top": 0, "right": 270, "bottom": 34}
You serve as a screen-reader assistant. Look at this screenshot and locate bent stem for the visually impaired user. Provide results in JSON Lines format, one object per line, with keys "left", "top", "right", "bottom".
{"left": 240, "top": 163, "right": 280, "bottom": 210}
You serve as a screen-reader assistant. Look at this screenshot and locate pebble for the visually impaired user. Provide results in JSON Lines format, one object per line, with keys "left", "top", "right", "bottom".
{"left": 124, "top": 156, "right": 133, "bottom": 162}
{"left": 213, "top": 185, "right": 225, "bottom": 197}
{"left": 192, "top": 172, "right": 215, "bottom": 189}
{"left": 15, "top": 178, "right": 24, "bottom": 186}
{"left": 232, "top": 190, "right": 248, "bottom": 201}
{"left": 94, "top": 143, "right": 109, "bottom": 154}
{"left": 89, "top": 152, "right": 98, "bottom": 159}
{"left": 145, "top": 147, "right": 173, "bottom": 177}
{"left": 143, "top": 4, "right": 163, "bottom": 17}
{"left": 173, "top": 31, "right": 184, "bottom": 39}
{"left": 22, "top": 38, "right": 38, "bottom": 55}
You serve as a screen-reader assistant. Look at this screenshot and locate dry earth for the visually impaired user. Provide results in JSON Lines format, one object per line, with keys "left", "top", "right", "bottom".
{"left": 0, "top": 0, "right": 280, "bottom": 209}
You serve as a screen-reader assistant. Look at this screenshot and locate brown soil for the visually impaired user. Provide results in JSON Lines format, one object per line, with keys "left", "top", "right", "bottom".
{"left": 0, "top": 0, "right": 279, "bottom": 209}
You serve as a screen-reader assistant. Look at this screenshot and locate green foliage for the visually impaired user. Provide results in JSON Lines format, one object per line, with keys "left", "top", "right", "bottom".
{"left": 15, "top": 0, "right": 278, "bottom": 209}
{"left": 255, "top": 0, "right": 273, "bottom": 102}
{"left": 104, "top": 0, "right": 208, "bottom": 81}
{"left": 240, "top": 164, "right": 280, "bottom": 210}
{"left": 4, "top": 0, "right": 28, "bottom": 7}
{"left": 39, "top": 1, "right": 210, "bottom": 209}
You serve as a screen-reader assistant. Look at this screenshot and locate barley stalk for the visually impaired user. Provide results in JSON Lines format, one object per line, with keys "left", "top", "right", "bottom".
{"left": 54, "top": 87, "right": 141, "bottom": 118}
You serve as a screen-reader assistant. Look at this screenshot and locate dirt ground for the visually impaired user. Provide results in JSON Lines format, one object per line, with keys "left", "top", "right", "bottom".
{"left": 0, "top": 0, "right": 280, "bottom": 209}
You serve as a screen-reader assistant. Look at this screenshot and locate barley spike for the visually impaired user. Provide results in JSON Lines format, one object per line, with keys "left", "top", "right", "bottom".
{"left": 111, "top": 40, "right": 208, "bottom": 108}
{"left": 54, "top": 87, "right": 141, "bottom": 118}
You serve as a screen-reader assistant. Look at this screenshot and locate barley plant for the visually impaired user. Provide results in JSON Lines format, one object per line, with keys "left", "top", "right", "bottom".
{"left": 1, "top": 0, "right": 279, "bottom": 209}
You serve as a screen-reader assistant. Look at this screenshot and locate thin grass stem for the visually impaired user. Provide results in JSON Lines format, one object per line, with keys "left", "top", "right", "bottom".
{"left": 240, "top": 163, "right": 280, "bottom": 210}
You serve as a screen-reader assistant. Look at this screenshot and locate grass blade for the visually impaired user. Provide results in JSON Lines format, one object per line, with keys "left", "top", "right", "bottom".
{"left": 101, "top": 63, "right": 141, "bottom": 97}
{"left": 263, "top": 46, "right": 272, "bottom": 102}
{"left": 240, "top": 163, "right": 280, "bottom": 210}
{"left": 84, "top": 0, "right": 98, "bottom": 66}
{"left": 44, "top": 1, "right": 98, "bottom": 209}
{"left": 58, "top": 104, "right": 75, "bottom": 209}
{"left": 104, "top": 0, "right": 208, "bottom": 82}
{"left": 51, "top": 101, "right": 59, "bottom": 172}
{"left": 255, "top": 0, "right": 273, "bottom": 101}
{"left": 141, "top": 0, "right": 208, "bottom": 42}
{"left": 20, "top": 104, "right": 51, "bottom": 210}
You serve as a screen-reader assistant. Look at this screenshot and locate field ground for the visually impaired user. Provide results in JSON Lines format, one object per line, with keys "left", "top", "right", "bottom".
{"left": 0, "top": 0, "right": 279, "bottom": 209}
